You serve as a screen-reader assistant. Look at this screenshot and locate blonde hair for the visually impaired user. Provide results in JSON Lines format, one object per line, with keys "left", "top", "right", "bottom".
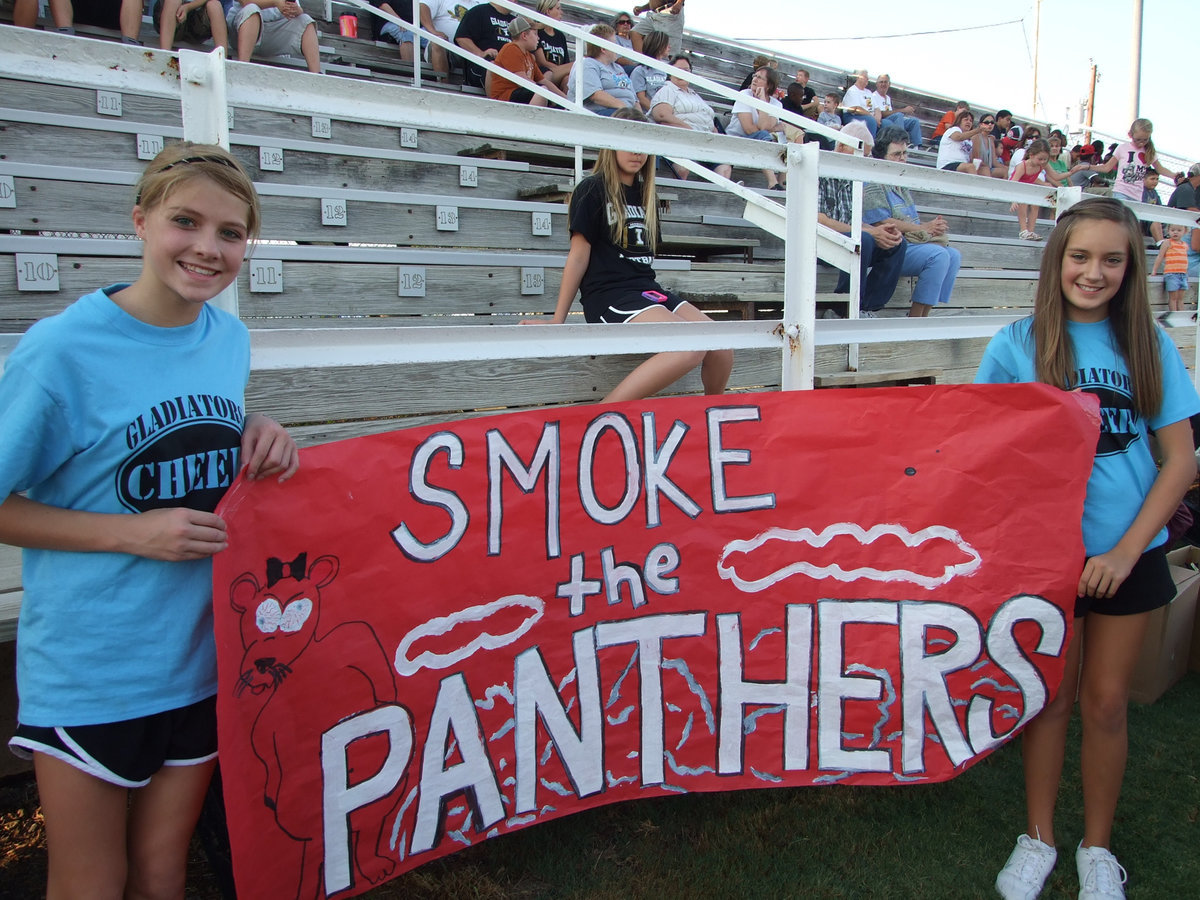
{"left": 585, "top": 24, "right": 615, "bottom": 58}
{"left": 134, "top": 142, "right": 260, "bottom": 241}
{"left": 1032, "top": 197, "right": 1161, "bottom": 416}
{"left": 588, "top": 107, "right": 658, "bottom": 249}
{"left": 1129, "top": 117, "right": 1158, "bottom": 165}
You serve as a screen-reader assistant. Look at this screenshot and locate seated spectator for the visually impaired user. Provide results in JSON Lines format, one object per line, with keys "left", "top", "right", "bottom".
{"left": 153, "top": 0, "right": 229, "bottom": 51}
{"left": 1007, "top": 124, "right": 1042, "bottom": 176}
{"left": 1009, "top": 139, "right": 1072, "bottom": 240}
{"left": 367, "top": 0, "right": 449, "bottom": 75}
{"left": 228, "top": 0, "right": 321, "bottom": 73}
{"left": 13, "top": 0, "right": 143, "bottom": 42}
{"left": 1046, "top": 129, "right": 1069, "bottom": 178}
{"left": 871, "top": 73, "right": 923, "bottom": 148}
{"left": 611, "top": 10, "right": 638, "bottom": 70}
{"left": 971, "top": 113, "right": 1007, "bottom": 178}
{"left": 817, "top": 122, "right": 907, "bottom": 318}
{"left": 866, "top": 126, "right": 963, "bottom": 317}
{"left": 631, "top": 30, "right": 671, "bottom": 111}
{"left": 999, "top": 124, "right": 1024, "bottom": 169}
{"left": 726, "top": 65, "right": 786, "bottom": 190}
{"left": 930, "top": 100, "right": 969, "bottom": 145}
{"left": 739, "top": 55, "right": 777, "bottom": 91}
{"left": 814, "top": 92, "right": 842, "bottom": 151}
{"left": 840, "top": 69, "right": 878, "bottom": 137}
{"left": 566, "top": 24, "right": 636, "bottom": 115}
{"left": 631, "top": 0, "right": 684, "bottom": 55}
{"left": 649, "top": 54, "right": 732, "bottom": 180}
{"left": 780, "top": 82, "right": 814, "bottom": 143}
{"left": 533, "top": 0, "right": 572, "bottom": 88}
{"left": 1141, "top": 170, "right": 1165, "bottom": 244}
{"left": 993, "top": 109, "right": 1013, "bottom": 148}
{"left": 454, "top": 0, "right": 514, "bottom": 89}
{"left": 427, "top": 0, "right": 474, "bottom": 73}
{"left": 789, "top": 68, "right": 819, "bottom": 119}
{"left": 487, "top": 16, "right": 566, "bottom": 106}
{"left": 934, "top": 109, "right": 981, "bottom": 174}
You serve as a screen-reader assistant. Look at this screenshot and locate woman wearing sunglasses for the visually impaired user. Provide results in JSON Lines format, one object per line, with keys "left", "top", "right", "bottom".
{"left": 972, "top": 114, "right": 1008, "bottom": 178}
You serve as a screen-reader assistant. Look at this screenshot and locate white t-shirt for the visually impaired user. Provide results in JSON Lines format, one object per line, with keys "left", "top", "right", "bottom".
{"left": 842, "top": 84, "right": 874, "bottom": 114}
{"left": 727, "top": 89, "right": 782, "bottom": 137}
{"left": 870, "top": 90, "right": 894, "bottom": 114}
{"left": 650, "top": 81, "right": 717, "bottom": 133}
{"left": 425, "top": 0, "right": 477, "bottom": 38}
{"left": 936, "top": 127, "right": 972, "bottom": 168}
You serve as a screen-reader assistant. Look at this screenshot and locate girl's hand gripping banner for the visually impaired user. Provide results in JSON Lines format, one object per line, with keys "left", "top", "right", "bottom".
{"left": 213, "top": 384, "right": 1098, "bottom": 900}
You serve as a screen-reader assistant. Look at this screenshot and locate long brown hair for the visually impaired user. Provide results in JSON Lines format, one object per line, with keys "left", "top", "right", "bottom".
{"left": 589, "top": 107, "right": 658, "bottom": 248}
{"left": 1032, "top": 197, "right": 1161, "bottom": 416}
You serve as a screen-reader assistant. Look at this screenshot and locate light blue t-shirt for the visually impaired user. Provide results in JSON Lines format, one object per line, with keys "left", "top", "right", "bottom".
{"left": 568, "top": 57, "right": 636, "bottom": 112}
{"left": 0, "top": 286, "right": 250, "bottom": 726}
{"left": 976, "top": 317, "right": 1200, "bottom": 556}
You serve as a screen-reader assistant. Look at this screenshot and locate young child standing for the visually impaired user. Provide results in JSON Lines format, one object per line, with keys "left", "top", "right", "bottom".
{"left": 977, "top": 197, "right": 1200, "bottom": 900}
{"left": 1009, "top": 138, "right": 1071, "bottom": 240}
{"left": 0, "top": 143, "right": 299, "bottom": 899}
{"left": 547, "top": 108, "right": 732, "bottom": 402}
{"left": 1150, "top": 223, "right": 1191, "bottom": 315}
{"left": 1080, "top": 118, "right": 1182, "bottom": 204}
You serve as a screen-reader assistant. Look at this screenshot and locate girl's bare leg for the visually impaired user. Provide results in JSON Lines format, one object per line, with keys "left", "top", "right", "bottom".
{"left": 35, "top": 753, "right": 129, "bottom": 900}
{"left": 126, "top": 760, "right": 216, "bottom": 900}
{"left": 603, "top": 303, "right": 731, "bottom": 402}
{"left": 1078, "top": 611, "right": 1149, "bottom": 849}
{"left": 1018, "top": 620, "right": 1084, "bottom": 847}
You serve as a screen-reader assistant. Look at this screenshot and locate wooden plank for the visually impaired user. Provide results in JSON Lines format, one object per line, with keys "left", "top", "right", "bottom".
{"left": 814, "top": 367, "right": 942, "bottom": 388}
{"left": 246, "top": 348, "right": 785, "bottom": 424}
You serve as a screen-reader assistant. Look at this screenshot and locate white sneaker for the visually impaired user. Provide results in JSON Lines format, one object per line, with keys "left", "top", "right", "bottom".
{"left": 996, "top": 834, "right": 1057, "bottom": 899}
{"left": 1076, "top": 844, "right": 1127, "bottom": 899}
{"left": 859, "top": 309, "right": 879, "bottom": 318}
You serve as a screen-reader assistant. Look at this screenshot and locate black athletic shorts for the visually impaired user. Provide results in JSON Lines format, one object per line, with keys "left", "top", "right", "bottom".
{"left": 9, "top": 695, "right": 218, "bottom": 788}
{"left": 1075, "top": 543, "right": 1176, "bottom": 618}
{"left": 587, "top": 288, "right": 689, "bottom": 324}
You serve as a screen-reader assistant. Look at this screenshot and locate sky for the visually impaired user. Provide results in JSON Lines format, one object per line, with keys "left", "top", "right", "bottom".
{"left": 587, "top": 0, "right": 1196, "bottom": 166}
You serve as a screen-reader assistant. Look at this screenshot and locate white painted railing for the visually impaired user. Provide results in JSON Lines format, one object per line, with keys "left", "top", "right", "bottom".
{"left": 2, "top": 27, "right": 1198, "bottom": 390}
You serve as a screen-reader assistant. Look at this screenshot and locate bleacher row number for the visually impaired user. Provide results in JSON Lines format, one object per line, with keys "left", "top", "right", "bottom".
{"left": 260, "top": 147, "right": 285, "bottom": 172}
{"left": 15, "top": 254, "right": 60, "bottom": 292}
{"left": 521, "top": 267, "right": 545, "bottom": 296}
{"left": 0, "top": 176, "right": 15, "bottom": 209}
{"left": 531, "top": 212, "right": 552, "bottom": 237}
{"left": 250, "top": 259, "right": 283, "bottom": 293}
{"left": 137, "top": 134, "right": 165, "bottom": 161}
{"left": 398, "top": 266, "right": 426, "bottom": 297}
{"left": 96, "top": 91, "right": 122, "bottom": 117}
{"left": 322, "top": 199, "right": 348, "bottom": 226}
{"left": 228, "top": 109, "right": 235, "bottom": 130}
{"left": 436, "top": 206, "right": 459, "bottom": 232}
{"left": 400, "top": 128, "right": 418, "bottom": 149}
{"left": 459, "top": 166, "right": 478, "bottom": 188}
{"left": 312, "top": 116, "right": 332, "bottom": 140}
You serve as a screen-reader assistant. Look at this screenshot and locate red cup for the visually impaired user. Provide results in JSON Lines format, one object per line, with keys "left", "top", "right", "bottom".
{"left": 339, "top": 14, "right": 358, "bottom": 38}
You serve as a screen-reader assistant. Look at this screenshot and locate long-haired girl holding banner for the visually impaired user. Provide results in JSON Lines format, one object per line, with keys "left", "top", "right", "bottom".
{"left": 976, "top": 197, "right": 1199, "bottom": 900}
{"left": 0, "top": 143, "right": 298, "bottom": 898}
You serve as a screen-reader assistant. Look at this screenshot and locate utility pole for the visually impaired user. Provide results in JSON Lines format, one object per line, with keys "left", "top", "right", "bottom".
{"left": 1032, "top": 0, "right": 1041, "bottom": 115}
{"left": 1130, "top": 0, "right": 1142, "bottom": 121}
{"left": 1085, "top": 62, "right": 1097, "bottom": 145}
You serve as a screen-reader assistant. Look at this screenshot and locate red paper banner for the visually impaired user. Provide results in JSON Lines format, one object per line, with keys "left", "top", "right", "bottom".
{"left": 213, "top": 385, "right": 1098, "bottom": 900}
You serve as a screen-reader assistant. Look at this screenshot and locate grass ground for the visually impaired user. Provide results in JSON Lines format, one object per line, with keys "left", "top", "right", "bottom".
{"left": 2, "top": 673, "right": 1197, "bottom": 899}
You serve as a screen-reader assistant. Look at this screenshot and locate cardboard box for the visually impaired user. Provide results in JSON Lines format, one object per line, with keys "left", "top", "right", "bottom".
{"left": 1174, "top": 545, "right": 1200, "bottom": 673}
{"left": 1128, "top": 547, "right": 1200, "bottom": 703}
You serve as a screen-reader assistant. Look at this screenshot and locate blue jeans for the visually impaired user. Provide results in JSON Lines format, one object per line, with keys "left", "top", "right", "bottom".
{"left": 844, "top": 113, "right": 878, "bottom": 137}
{"left": 882, "top": 112, "right": 922, "bottom": 147}
{"left": 902, "top": 242, "right": 961, "bottom": 306}
{"left": 834, "top": 231, "right": 907, "bottom": 311}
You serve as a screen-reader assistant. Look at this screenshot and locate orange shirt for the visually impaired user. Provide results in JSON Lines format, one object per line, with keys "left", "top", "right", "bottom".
{"left": 489, "top": 41, "right": 539, "bottom": 102}
{"left": 931, "top": 110, "right": 957, "bottom": 139}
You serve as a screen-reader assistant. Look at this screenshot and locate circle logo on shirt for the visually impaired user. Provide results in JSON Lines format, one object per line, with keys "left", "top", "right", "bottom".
{"left": 117, "top": 421, "right": 242, "bottom": 513}
{"left": 1082, "top": 384, "right": 1139, "bottom": 457}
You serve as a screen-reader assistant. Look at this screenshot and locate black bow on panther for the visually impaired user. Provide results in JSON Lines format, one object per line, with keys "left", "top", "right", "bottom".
{"left": 266, "top": 553, "right": 308, "bottom": 587}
